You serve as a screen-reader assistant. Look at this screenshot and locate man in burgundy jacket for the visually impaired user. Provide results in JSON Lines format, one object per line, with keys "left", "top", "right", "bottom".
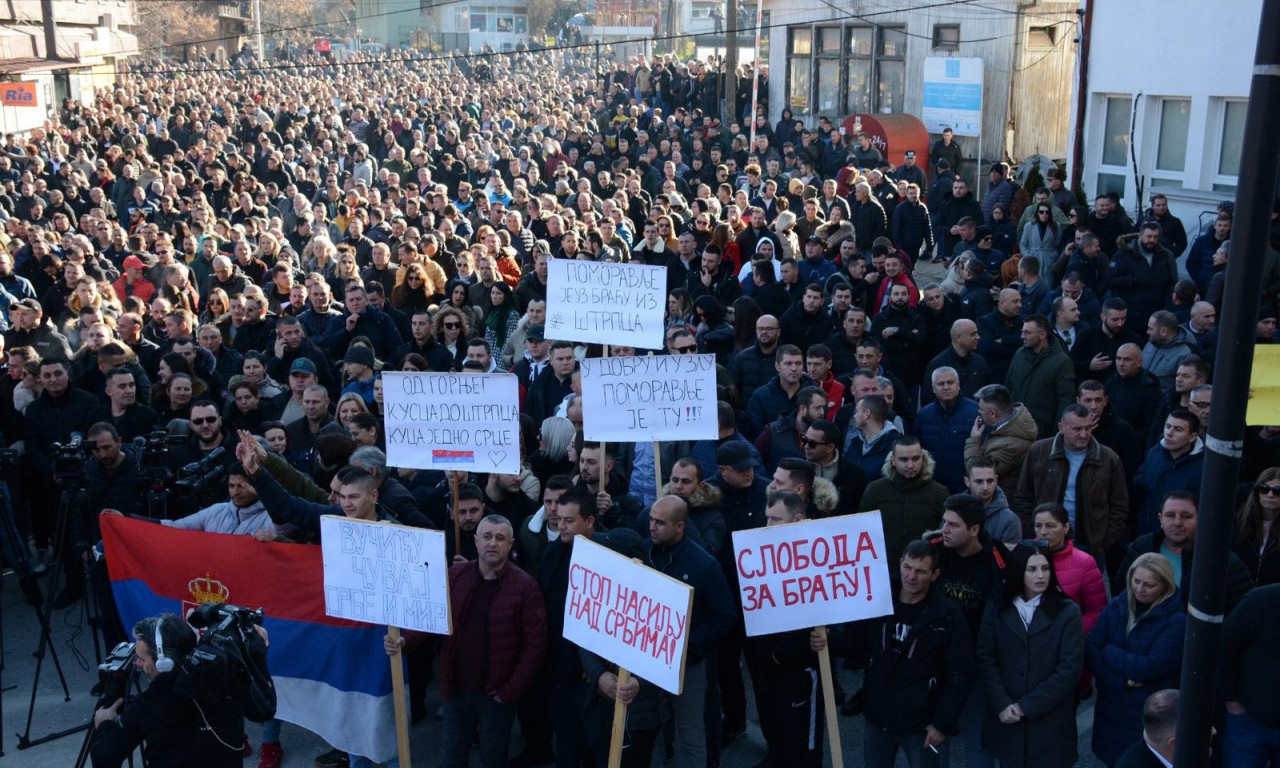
{"left": 439, "top": 514, "right": 548, "bottom": 768}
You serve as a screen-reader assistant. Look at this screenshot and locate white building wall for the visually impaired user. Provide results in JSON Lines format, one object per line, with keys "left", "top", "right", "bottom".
{"left": 1080, "top": 0, "right": 1261, "bottom": 243}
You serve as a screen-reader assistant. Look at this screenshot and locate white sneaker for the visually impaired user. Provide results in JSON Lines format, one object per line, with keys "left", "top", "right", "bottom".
{"left": 31, "top": 547, "right": 49, "bottom": 576}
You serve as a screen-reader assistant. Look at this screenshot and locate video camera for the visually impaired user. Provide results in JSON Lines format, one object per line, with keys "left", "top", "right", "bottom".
{"left": 96, "top": 641, "right": 138, "bottom": 704}
{"left": 174, "top": 602, "right": 276, "bottom": 723}
{"left": 134, "top": 429, "right": 184, "bottom": 474}
{"left": 174, "top": 446, "right": 228, "bottom": 494}
{"left": 52, "top": 432, "right": 90, "bottom": 485}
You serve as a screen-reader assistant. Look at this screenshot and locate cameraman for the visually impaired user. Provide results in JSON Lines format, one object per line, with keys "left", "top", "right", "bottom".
{"left": 25, "top": 357, "right": 99, "bottom": 608}
{"left": 91, "top": 614, "right": 258, "bottom": 768}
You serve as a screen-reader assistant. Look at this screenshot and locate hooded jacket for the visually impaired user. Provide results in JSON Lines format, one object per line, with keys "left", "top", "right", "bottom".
{"left": 1115, "top": 530, "right": 1253, "bottom": 614}
{"left": 1005, "top": 335, "right": 1076, "bottom": 439}
{"left": 1130, "top": 438, "right": 1205, "bottom": 538}
{"left": 963, "top": 405, "right": 1038, "bottom": 497}
{"left": 982, "top": 487, "right": 1023, "bottom": 547}
{"left": 1141, "top": 328, "right": 1196, "bottom": 397}
{"left": 859, "top": 450, "right": 949, "bottom": 564}
{"left": 636, "top": 481, "right": 726, "bottom": 558}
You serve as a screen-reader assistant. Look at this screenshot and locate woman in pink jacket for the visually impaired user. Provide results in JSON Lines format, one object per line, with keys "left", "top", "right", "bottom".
{"left": 1033, "top": 502, "right": 1108, "bottom": 697}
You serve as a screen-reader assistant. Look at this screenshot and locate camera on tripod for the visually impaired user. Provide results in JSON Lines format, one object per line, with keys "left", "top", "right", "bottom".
{"left": 134, "top": 429, "right": 183, "bottom": 474}
{"left": 96, "top": 641, "right": 138, "bottom": 704}
{"left": 174, "top": 446, "right": 228, "bottom": 493}
{"left": 52, "top": 433, "right": 90, "bottom": 485}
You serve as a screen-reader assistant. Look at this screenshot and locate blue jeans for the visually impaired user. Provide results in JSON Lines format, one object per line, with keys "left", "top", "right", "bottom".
{"left": 259, "top": 718, "right": 281, "bottom": 744}
{"left": 441, "top": 691, "right": 516, "bottom": 768}
{"left": 349, "top": 756, "right": 400, "bottom": 768}
{"left": 864, "top": 723, "right": 941, "bottom": 768}
{"left": 1224, "top": 709, "right": 1280, "bottom": 768}
{"left": 669, "top": 660, "right": 708, "bottom": 768}
{"left": 946, "top": 690, "right": 993, "bottom": 768}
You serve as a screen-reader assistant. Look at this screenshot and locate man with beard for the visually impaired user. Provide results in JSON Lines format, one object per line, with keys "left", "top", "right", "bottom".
{"left": 755, "top": 386, "right": 827, "bottom": 473}
{"left": 870, "top": 283, "right": 927, "bottom": 391}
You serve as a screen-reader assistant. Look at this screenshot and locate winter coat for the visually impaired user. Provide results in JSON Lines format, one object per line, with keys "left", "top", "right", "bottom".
{"left": 1115, "top": 531, "right": 1254, "bottom": 615}
{"left": 892, "top": 199, "right": 934, "bottom": 260}
{"left": 1050, "top": 542, "right": 1108, "bottom": 634}
{"left": 859, "top": 454, "right": 949, "bottom": 563}
{"left": 780, "top": 302, "right": 832, "bottom": 354}
{"left": 1104, "top": 370, "right": 1164, "bottom": 440}
{"left": 1019, "top": 221, "right": 1063, "bottom": 272}
{"left": 843, "top": 421, "right": 902, "bottom": 483}
{"left": 1005, "top": 336, "right": 1076, "bottom": 439}
{"left": 643, "top": 535, "right": 733, "bottom": 663}
{"left": 853, "top": 587, "right": 975, "bottom": 735}
{"left": 977, "top": 600, "right": 1084, "bottom": 768}
{"left": 743, "top": 373, "right": 817, "bottom": 440}
{"left": 871, "top": 304, "right": 928, "bottom": 386}
{"left": 963, "top": 405, "right": 1039, "bottom": 497}
{"left": 1130, "top": 440, "right": 1205, "bottom": 538}
{"left": 983, "top": 487, "right": 1024, "bottom": 548}
{"left": 1086, "top": 593, "right": 1186, "bottom": 767}
{"left": 1103, "top": 243, "right": 1178, "bottom": 332}
{"left": 728, "top": 344, "right": 778, "bottom": 396}
{"left": 1184, "top": 232, "right": 1226, "bottom": 293}
{"left": 439, "top": 560, "right": 548, "bottom": 703}
{"left": 1220, "top": 585, "right": 1280, "bottom": 730}
{"left": 916, "top": 395, "right": 980, "bottom": 493}
{"left": 1141, "top": 330, "right": 1195, "bottom": 397}
{"left": 1232, "top": 532, "right": 1280, "bottom": 587}
{"left": 852, "top": 198, "right": 888, "bottom": 251}
{"left": 636, "top": 482, "right": 727, "bottom": 559}
{"left": 922, "top": 347, "right": 992, "bottom": 405}
{"left": 976, "top": 310, "right": 1023, "bottom": 382}
{"left": 1014, "top": 435, "right": 1129, "bottom": 552}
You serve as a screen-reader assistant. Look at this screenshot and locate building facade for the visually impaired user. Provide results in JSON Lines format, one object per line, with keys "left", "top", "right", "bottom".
{"left": 0, "top": 0, "right": 138, "bottom": 133}
{"left": 1074, "top": 0, "right": 1262, "bottom": 241}
{"left": 764, "top": 0, "right": 1076, "bottom": 178}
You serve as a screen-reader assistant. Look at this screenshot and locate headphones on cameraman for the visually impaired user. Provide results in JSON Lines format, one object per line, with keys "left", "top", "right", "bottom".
{"left": 154, "top": 618, "right": 174, "bottom": 673}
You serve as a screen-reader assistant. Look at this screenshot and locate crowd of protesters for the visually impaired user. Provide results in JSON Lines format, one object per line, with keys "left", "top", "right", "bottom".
{"left": 3, "top": 40, "right": 1280, "bottom": 768}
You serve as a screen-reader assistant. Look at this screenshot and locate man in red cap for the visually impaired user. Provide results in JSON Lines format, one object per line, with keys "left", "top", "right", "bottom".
{"left": 112, "top": 254, "right": 156, "bottom": 303}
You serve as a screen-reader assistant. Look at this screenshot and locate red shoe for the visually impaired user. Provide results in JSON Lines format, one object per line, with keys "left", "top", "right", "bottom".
{"left": 242, "top": 737, "right": 253, "bottom": 758}
{"left": 258, "top": 742, "right": 284, "bottom": 768}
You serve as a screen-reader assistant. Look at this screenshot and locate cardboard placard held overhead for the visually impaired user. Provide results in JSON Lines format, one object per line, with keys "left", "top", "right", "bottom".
{"left": 545, "top": 260, "right": 666, "bottom": 349}
{"left": 563, "top": 536, "right": 693, "bottom": 695}
{"left": 381, "top": 371, "right": 521, "bottom": 474}
{"left": 580, "top": 354, "right": 719, "bottom": 442}
{"left": 732, "top": 513, "right": 894, "bottom": 637}
{"left": 320, "top": 516, "right": 452, "bottom": 635}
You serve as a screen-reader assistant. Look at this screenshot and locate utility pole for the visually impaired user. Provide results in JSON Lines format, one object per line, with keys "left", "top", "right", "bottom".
{"left": 41, "top": 0, "right": 59, "bottom": 60}
{"left": 1174, "top": 2, "right": 1280, "bottom": 767}
{"left": 254, "top": 0, "right": 265, "bottom": 61}
{"left": 724, "top": 0, "right": 737, "bottom": 123}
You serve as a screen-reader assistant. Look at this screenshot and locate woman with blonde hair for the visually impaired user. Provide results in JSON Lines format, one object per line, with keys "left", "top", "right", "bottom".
{"left": 1085, "top": 553, "right": 1185, "bottom": 766}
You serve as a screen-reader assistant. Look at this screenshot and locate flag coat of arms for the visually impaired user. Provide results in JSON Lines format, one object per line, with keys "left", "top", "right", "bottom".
{"left": 102, "top": 514, "right": 398, "bottom": 763}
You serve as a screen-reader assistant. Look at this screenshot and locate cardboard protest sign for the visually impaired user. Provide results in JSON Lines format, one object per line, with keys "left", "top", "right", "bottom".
{"left": 563, "top": 536, "right": 693, "bottom": 695}
{"left": 545, "top": 260, "right": 666, "bottom": 349}
{"left": 732, "top": 512, "right": 894, "bottom": 637}
{"left": 580, "top": 354, "right": 718, "bottom": 442}
{"left": 320, "top": 516, "right": 451, "bottom": 635}
{"left": 381, "top": 371, "right": 521, "bottom": 474}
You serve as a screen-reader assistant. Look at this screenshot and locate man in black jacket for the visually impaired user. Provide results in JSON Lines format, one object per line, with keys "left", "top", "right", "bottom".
{"left": 852, "top": 538, "right": 974, "bottom": 768}
{"left": 25, "top": 357, "right": 99, "bottom": 590}
{"left": 91, "top": 614, "right": 246, "bottom": 768}
{"left": 728, "top": 314, "right": 780, "bottom": 395}
{"left": 685, "top": 244, "right": 741, "bottom": 307}
{"left": 1219, "top": 585, "right": 1280, "bottom": 766}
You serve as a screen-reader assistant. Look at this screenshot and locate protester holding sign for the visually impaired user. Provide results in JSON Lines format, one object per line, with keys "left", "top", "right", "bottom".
{"left": 644, "top": 495, "right": 734, "bottom": 768}
{"left": 744, "top": 491, "right": 828, "bottom": 768}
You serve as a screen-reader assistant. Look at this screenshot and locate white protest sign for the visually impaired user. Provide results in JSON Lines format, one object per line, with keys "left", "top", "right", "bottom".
{"left": 732, "top": 512, "right": 894, "bottom": 637}
{"left": 545, "top": 259, "right": 666, "bottom": 349}
{"left": 563, "top": 535, "right": 693, "bottom": 695}
{"left": 320, "top": 515, "right": 452, "bottom": 635}
{"left": 381, "top": 371, "right": 521, "bottom": 474}
{"left": 579, "top": 354, "right": 718, "bottom": 442}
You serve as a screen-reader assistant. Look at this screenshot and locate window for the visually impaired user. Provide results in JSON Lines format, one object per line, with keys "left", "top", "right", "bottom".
{"left": 1152, "top": 98, "right": 1190, "bottom": 189}
{"left": 1096, "top": 95, "right": 1132, "bottom": 200}
{"left": 470, "top": 11, "right": 487, "bottom": 31}
{"left": 785, "top": 23, "right": 907, "bottom": 119}
{"left": 932, "top": 24, "right": 960, "bottom": 52}
{"left": 1027, "top": 25, "right": 1056, "bottom": 48}
{"left": 1212, "top": 99, "right": 1247, "bottom": 193}
{"left": 788, "top": 29, "right": 812, "bottom": 115}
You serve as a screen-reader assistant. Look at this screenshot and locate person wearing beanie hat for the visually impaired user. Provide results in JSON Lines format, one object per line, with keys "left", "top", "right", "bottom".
{"left": 1259, "top": 304, "right": 1278, "bottom": 343}
{"left": 982, "top": 161, "right": 1014, "bottom": 226}
{"left": 341, "top": 345, "right": 378, "bottom": 406}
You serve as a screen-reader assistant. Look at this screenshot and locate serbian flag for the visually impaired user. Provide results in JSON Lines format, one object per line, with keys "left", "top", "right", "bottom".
{"left": 102, "top": 515, "right": 398, "bottom": 763}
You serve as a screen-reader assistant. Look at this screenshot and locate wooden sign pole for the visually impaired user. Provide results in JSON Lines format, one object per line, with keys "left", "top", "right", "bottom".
{"left": 652, "top": 441, "right": 663, "bottom": 501}
{"left": 606, "top": 667, "right": 632, "bottom": 768}
{"left": 450, "top": 471, "right": 461, "bottom": 557}
{"left": 816, "top": 626, "right": 844, "bottom": 768}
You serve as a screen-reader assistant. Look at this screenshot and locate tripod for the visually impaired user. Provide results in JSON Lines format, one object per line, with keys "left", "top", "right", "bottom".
{"left": 74, "top": 653, "right": 146, "bottom": 768}
{"left": 16, "top": 486, "right": 99, "bottom": 750}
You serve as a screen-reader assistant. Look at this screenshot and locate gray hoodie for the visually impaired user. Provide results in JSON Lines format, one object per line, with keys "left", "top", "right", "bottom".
{"left": 982, "top": 486, "right": 1022, "bottom": 547}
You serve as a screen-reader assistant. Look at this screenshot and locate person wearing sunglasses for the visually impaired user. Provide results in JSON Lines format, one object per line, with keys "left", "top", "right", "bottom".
{"left": 1232, "top": 467, "right": 1280, "bottom": 586}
